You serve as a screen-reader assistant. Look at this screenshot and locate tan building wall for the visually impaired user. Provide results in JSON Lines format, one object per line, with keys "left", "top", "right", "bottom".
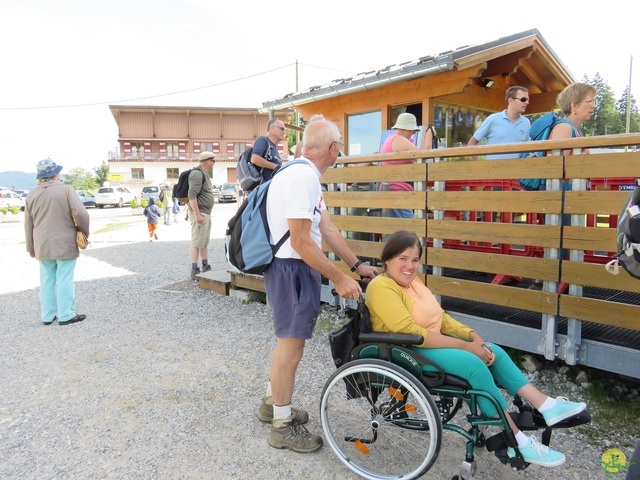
{"left": 108, "top": 106, "right": 292, "bottom": 191}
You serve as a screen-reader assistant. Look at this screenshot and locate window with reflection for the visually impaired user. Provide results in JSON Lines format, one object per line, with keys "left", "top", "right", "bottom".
{"left": 346, "top": 110, "right": 382, "bottom": 155}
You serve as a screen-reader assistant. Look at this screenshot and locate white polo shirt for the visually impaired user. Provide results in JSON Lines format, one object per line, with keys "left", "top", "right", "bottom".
{"left": 266, "top": 158, "right": 326, "bottom": 259}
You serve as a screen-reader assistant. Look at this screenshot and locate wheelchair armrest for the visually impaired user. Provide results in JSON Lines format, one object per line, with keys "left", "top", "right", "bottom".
{"left": 358, "top": 332, "right": 424, "bottom": 346}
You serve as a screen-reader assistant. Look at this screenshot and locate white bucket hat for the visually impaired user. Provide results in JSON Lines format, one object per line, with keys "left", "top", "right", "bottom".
{"left": 392, "top": 113, "right": 420, "bottom": 131}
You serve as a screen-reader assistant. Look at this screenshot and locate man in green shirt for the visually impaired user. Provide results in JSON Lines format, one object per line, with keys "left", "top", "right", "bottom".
{"left": 188, "top": 152, "right": 215, "bottom": 279}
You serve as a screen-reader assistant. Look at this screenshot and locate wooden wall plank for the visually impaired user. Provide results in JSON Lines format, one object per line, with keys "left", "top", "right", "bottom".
{"left": 564, "top": 191, "right": 631, "bottom": 215}
{"left": 428, "top": 220, "right": 561, "bottom": 247}
{"left": 565, "top": 152, "right": 640, "bottom": 179}
{"left": 428, "top": 156, "right": 564, "bottom": 181}
{"left": 322, "top": 238, "right": 385, "bottom": 260}
{"left": 427, "top": 275, "right": 558, "bottom": 314}
{"left": 559, "top": 296, "right": 640, "bottom": 331}
{"left": 563, "top": 226, "right": 617, "bottom": 252}
{"left": 322, "top": 163, "right": 426, "bottom": 184}
{"left": 428, "top": 191, "right": 562, "bottom": 213}
{"left": 325, "top": 191, "right": 425, "bottom": 209}
{"left": 332, "top": 216, "right": 425, "bottom": 236}
{"left": 562, "top": 261, "right": 640, "bottom": 293}
{"left": 427, "top": 248, "right": 559, "bottom": 281}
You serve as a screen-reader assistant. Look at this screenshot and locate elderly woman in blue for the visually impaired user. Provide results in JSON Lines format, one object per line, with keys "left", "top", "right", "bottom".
{"left": 365, "top": 230, "right": 587, "bottom": 468}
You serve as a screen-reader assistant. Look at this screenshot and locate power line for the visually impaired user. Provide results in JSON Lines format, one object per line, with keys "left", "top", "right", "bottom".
{"left": 0, "top": 63, "right": 298, "bottom": 111}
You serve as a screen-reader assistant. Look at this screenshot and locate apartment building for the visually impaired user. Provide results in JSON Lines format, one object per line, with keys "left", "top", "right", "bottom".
{"left": 108, "top": 105, "right": 292, "bottom": 191}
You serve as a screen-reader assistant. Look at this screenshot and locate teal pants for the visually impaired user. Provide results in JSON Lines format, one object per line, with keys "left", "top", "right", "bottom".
{"left": 412, "top": 342, "right": 529, "bottom": 416}
{"left": 39, "top": 259, "right": 77, "bottom": 323}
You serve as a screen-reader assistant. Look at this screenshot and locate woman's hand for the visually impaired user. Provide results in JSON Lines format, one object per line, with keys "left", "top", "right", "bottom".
{"left": 468, "top": 332, "right": 495, "bottom": 366}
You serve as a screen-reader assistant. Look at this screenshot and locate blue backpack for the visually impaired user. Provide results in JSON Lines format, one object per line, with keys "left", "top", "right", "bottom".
{"left": 519, "top": 112, "right": 576, "bottom": 191}
{"left": 225, "top": 160, "right": 310, "bottom": 275}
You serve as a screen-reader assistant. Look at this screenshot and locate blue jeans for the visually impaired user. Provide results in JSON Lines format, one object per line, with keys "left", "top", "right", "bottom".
{"left": 39, "top": 258, "right": 77, "bottom": 323}
{"left": 412, "top": 342, "right": 529, "bottom": 416}
{"left": 388, "top": 208, "right": 414, "bottom": 219}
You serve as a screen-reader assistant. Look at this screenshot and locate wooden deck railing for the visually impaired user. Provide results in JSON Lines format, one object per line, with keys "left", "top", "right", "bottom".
{"left": 320, "top": 133, "right": 640, "bottom": 376}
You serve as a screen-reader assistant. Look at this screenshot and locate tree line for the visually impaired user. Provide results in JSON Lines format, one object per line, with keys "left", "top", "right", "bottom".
{"left": 582, "top": 73, "right": 639, "bottom": 136}
{"left": 62, "top": 161, "right": 109, "bottom": 192}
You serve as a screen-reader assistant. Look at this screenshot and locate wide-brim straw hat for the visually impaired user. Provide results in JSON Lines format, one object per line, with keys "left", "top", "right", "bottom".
{"left": 392, "top": 113, "right": 420, "bottom": 131}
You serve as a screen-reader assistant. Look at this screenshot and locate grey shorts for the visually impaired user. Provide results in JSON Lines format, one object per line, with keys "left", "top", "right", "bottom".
{"left": 264, "top": 258, "right": 321, "bottom": 340}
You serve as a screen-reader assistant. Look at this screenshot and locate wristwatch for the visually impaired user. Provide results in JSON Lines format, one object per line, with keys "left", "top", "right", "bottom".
{"left": 350, "top": 260, "right": 363, "bottom": 272}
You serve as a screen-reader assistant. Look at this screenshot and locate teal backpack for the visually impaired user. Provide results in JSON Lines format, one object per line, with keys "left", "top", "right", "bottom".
{"left": 519, "top": 112, "right": 577, "bottom": 191}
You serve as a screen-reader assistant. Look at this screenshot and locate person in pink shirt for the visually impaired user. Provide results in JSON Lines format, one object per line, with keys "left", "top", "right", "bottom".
{"left": 379, "top": 113, "right": 433, "bottom": 218}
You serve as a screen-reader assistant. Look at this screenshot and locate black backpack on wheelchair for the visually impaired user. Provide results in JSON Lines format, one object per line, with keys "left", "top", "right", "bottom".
{"left": 324, "top": 298, "right": 591, "bottom": 480}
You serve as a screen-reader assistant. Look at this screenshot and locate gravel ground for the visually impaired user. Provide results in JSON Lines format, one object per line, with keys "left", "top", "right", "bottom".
{"left": 0, "top": 209, "right": 637, "bottom": 479}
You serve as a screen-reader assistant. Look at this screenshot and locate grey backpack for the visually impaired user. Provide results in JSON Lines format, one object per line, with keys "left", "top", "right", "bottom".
{"left": 605, "top": 185, "right": 640, "bottom": 279}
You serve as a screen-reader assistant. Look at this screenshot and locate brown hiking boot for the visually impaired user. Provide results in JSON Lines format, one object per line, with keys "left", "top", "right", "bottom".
{"left": 257, "top": 396, "right": 308, "bottom": 424}
{"left": 269, "top": 416, "right": 322, "bottom": 453}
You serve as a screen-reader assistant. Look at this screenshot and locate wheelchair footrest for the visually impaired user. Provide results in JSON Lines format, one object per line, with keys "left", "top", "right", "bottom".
{"left": 494, "top": 448, "right": 529, "bottom": 471}
{"left": 509, "top": 411, "right": 536, "bottom": 431}
{"left": 485, "top": 430, "right": 517, "bottom": 452}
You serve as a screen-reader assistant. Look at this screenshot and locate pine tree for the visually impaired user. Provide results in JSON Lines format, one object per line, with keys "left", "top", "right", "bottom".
{"left": 616, "top": 87, "right": 640, "bottom": 133}
{"left": 583, "top": 73, "right": 623, "bottom": 136}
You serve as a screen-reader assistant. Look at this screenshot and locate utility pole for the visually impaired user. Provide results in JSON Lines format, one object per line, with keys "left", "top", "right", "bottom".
{"left": 296, "top": 60, "right": 300, "bottom": 146}
{"left": 626, "top": 55, "right": 633, "bottom": 134}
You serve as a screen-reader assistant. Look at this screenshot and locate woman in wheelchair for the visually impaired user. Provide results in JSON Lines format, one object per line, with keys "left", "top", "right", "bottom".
{"left": 364, "top": 230, "right": 587, "bottom": 467}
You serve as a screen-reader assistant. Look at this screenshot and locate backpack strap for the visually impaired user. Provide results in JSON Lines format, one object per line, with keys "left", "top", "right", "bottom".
{"left": 427, "top": 124, "right": 439, "bottom": 149}
{"left": 269, "top": 159, "right": 313, "bottom": 254}
{"left": 555, "top": 119, "right": 581, "bottom": 138}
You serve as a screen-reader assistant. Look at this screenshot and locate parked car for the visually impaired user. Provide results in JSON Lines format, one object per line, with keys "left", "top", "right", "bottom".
{"left": 141, "top": 185, "right": 161, "bottom": 202}
{"left": 95, "top": 186, "right": 136, "bottom": 208}
{"left": 218, "top": 183, "right": 238, "bottom": 203}
{"left": 0, "top": 190, "right": 24, "bottom": 210}
{"left": 211, "top": 184, "right": 221, "bottom": 201}
{"left": 77, "top": 190, "right": 97, "bottom": 208}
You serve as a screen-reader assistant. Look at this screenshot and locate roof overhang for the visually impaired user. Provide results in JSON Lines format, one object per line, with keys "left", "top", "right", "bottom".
{"left": 260, "top": 29, "right": 575, "bottom": 113}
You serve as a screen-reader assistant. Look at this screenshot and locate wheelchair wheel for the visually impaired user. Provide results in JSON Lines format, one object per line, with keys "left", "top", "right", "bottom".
{"left": 320, "top": 359, "right": 442, "bottom": 480}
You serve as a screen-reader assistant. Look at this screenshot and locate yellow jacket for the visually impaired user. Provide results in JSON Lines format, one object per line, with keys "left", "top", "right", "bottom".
{"left": 365, "top": 274, "right": 474, "bottom": 348}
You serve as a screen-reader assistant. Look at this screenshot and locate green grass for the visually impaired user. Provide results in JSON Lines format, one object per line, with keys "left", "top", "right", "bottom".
{"left": 94, "top": 222, "right": 138, "bottom": 234}
{"left": 577, "top": 381, "right": 640, "bottom": 447}
{"left": 315, "top": 305, "right": 352, "bottom": 335}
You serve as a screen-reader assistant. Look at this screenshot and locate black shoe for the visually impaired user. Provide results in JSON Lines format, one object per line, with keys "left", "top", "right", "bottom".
{"left": 59, "top": 314, "right": 86, "bottom": 325}
{"left": 201, "top": 264, "right": 212, "bottom": 273}
{"left": 43, "top": 316, "right": 57, "bottom": 325}
{"left": 191, "top": 267, "right": 201, "bottom": 280}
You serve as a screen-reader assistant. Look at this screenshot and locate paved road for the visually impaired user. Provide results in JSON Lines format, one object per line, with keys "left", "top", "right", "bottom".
{"left": 0, "top": 202, "right": 238, "bottom": 294}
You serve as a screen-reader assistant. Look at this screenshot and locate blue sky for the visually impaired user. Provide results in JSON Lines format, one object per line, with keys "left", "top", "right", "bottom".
{"left": 0, "top": 0, "right": 637, "bottom": 173}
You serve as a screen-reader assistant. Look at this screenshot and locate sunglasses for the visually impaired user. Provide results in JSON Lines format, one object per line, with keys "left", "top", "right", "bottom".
{"left": 514, "top": 97, "right": 529, "bottom": 103}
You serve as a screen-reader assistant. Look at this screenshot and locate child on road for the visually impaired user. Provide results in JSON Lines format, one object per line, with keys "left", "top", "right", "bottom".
{"left": 172, "top": 197, "right": 181, "bottom": 224}
{"left": 143, "top": 197, "right": 162, "bottom": 242}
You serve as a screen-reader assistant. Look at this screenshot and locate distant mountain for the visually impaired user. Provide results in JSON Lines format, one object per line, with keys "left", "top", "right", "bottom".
{"left": 0, "top": 171, "right": 37, "bottom": 191}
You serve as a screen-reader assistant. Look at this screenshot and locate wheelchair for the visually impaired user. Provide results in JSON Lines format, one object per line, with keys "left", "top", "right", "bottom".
{"left": 321, "top": 329, "right": 591, "bottom": 480}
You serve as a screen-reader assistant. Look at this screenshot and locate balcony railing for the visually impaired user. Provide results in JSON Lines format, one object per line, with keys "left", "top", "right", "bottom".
{"left": 108, "top": 152, "right": 241, "bottom": 162}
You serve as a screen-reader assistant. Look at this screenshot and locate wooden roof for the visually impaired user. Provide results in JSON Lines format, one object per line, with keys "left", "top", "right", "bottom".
{"left": 261, "top": 29, "right": 574, "bottom": 112}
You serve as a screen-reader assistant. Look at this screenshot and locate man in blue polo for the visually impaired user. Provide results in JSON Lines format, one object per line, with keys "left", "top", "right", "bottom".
{"left": 467, "top": 86, "right": 531, "bottom": 159}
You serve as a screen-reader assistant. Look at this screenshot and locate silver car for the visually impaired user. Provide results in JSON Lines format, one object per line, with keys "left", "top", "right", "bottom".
{"left": 219, "top": 183, "right": 237, "bottom": 203}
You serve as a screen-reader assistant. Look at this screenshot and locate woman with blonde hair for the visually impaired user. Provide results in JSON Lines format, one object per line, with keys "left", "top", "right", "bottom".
{"left": 551, "top": 82, "right": 597, "bottom": 142}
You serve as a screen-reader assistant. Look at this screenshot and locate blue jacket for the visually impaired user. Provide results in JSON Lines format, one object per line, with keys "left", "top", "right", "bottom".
{"left": 144, "top": 198, "right": 162, "bottom": 224}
